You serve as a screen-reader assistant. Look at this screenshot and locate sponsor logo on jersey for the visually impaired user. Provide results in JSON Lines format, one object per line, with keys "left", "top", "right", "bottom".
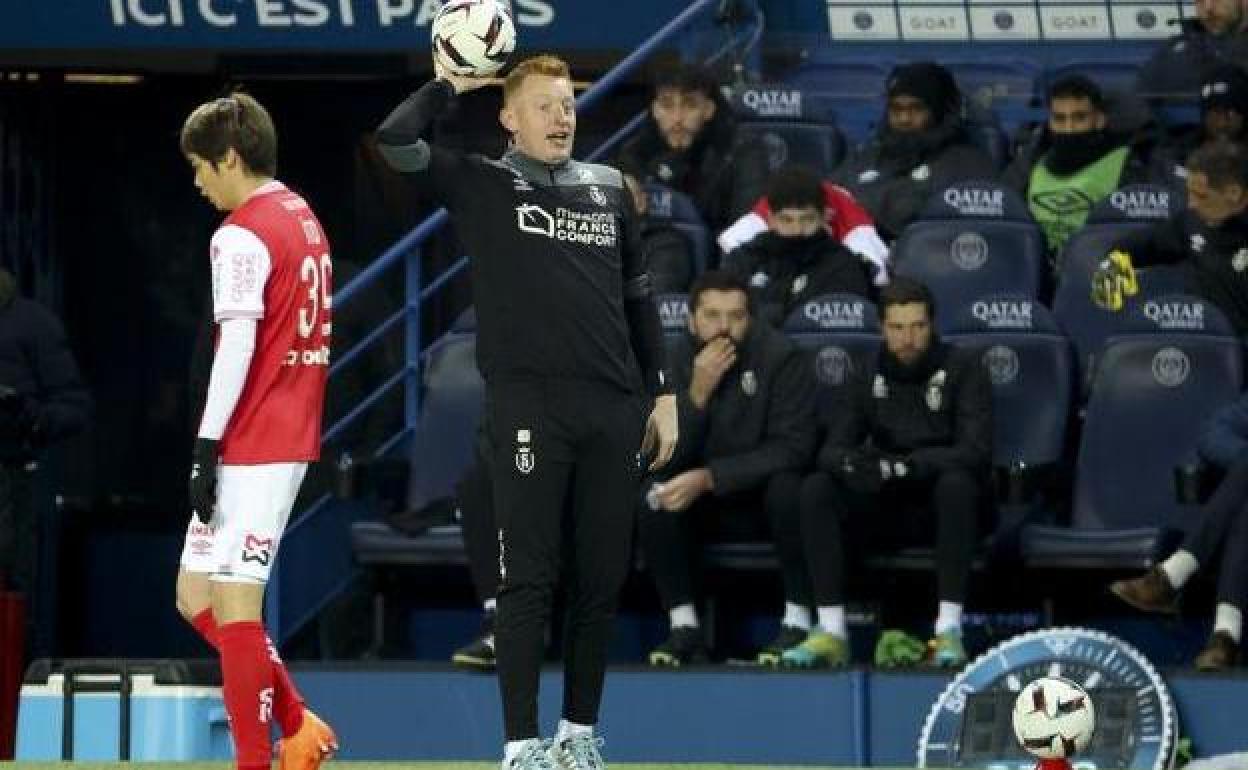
{"left": 241, "top": 533, "right": 274, "bottom": 567}
{"left": 514, "top": 202, "right": 618, "bottom": 246}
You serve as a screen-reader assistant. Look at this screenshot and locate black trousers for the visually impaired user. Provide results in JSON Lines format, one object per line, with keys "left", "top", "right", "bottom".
{"left": 799, "top": 468, "right": 984, "bottom": 607}
{"left": 487, "top": 380, "right": 644, "bottom": 741}
{"left": 637, "top": 470, "right": 810, "bottom": 611}
{"left": 456, "top": 435, "right": 499, "bottom": 606}
{"left": 1181, "top": 460, "right": 1248, "bottom": 609}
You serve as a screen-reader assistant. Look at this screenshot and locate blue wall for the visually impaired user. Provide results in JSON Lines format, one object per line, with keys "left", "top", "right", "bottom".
{"left": 290, "top": 666, "right": 1248, "bottom": 764}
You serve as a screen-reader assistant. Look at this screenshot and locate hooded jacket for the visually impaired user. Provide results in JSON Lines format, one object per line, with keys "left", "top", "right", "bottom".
{"left": 1137, "top": 18, "right": 1248, "bottom": 98}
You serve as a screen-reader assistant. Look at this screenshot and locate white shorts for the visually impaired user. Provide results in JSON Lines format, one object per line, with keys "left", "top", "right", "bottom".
{"left": 179, "top": 462, "right": 308, "bottom": 584}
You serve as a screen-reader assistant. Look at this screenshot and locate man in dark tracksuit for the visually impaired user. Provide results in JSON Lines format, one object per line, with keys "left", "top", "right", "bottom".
{"left": 1111, "top": 391, "right": 1248, "bottom": 670}
{"left": 0, "top": 266, "right": 91, "bottom": 657}
{"left": 639, "top": 271, "right": 817, "bottom": 666}
{"left": 376, "top": 55, "right": 678, "bottom": 770}
{"left": 786, "top": 278, "right": 992, "bottom": 669}
{"left": 1094, "top": 140, "right": 1248, "bottom": 334}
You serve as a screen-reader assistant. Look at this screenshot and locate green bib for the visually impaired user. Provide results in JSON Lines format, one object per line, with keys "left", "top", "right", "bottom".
{"left": 1028, "top": 146, "right": 1129, "bottom": 254}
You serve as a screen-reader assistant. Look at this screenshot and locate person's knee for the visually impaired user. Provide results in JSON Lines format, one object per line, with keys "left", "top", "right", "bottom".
{"left": 764, "top": 471, "right": 803, "bottom": 517}
{"left": 175, "top": 571, "right": 210, "bottom": 623}
{"left": 799, "top": 471, "right": 845, "bottom": 515}
{"left": 933, "top": 469, "right": 982, "bottom": 501}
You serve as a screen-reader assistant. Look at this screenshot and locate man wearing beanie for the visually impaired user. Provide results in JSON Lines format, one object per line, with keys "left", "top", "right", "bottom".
{"left": 1138, "top": 0, "right": 1248, "bottom": 98}
{"left": 833, "top": 61, "right": 996, "bottom": 240}
{"left": 1002, "top": 75, "right": 1151, "bottom": 265}
{"left": 1153, "top": 64, "right": 1248, "bottom": 186}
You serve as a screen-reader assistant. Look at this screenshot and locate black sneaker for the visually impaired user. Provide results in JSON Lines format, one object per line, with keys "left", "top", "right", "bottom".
{"left": 452, "top": 610, "right": 496, "bottom": 671}
{"left": 648, "top": 626, "right": 709, "bottom": 667}
{"left": 757, "top": 625, "right": 809, "bottom": 666}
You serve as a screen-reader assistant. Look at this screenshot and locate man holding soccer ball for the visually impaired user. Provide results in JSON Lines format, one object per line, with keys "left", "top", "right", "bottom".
{"left": 375, "top": 7, "right": 678, "bottom": 768}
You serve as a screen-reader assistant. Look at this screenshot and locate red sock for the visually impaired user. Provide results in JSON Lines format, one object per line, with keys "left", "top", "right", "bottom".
{"left": 191, "top": 609, "right": 219, "bottom": 650}
{"left": 193, "top": 609, "right": 304, "bottom": 737}
{"left": 265, "top": 635, "right": 306, "bottom": 737}
{"left": 218, "top": 620, "right": 275, "bottom": 770}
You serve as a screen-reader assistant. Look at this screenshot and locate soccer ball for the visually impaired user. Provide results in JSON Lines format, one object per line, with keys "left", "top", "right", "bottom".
{"left": 431, "top": 0, "right": 516, "bottom": 76}
{"left": 1012, "top": 676, "right": 1096, "bottom": 760}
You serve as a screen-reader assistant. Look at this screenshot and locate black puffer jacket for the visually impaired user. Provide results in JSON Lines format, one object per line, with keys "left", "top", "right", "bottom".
{"left": 723, "top": 232, "right": 872, "bottom": 327}
{"left": 833, "top": 114, "right": 997, "bottom": 239}
{"left": 816, "top": 342, "right": 992, "bottom": 480}
{"left": 0, "top": 269, "right": 91, "bottom": 460}
{"left": 666, "top": 322, "right": 816, "bottom": 495}
{"left": 1137, "top": 19, "right": 1248, "bottom": 98}
{"left": 616, "top": 105, "right": 770, "bottom": 234}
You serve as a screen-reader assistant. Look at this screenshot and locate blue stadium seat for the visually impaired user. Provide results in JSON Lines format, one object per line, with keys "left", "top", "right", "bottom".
{"left": 738, "top": 122, "right": 846, "bottom": 176}
{"left": 727, "top": 86, "right": 848, "bottom": 175}
{"left": 1044, "top": 60, "right": 1142, "bottom": 98}
{"left": 786, "top": 58, "right": 894, "bottom": 98}
{"left": 946, "top": 59, "right": 1039, "bottom": 111}
{"left": 1054, "top": 234, "right": 1192, "bottom": 392}
{"left": 405, "top": 332, "right": 484, "bottom": 512}
{"left": 895, "top": 181, "right": 1046, "bottom": 331}
{"left": 964, "top": 118, "right": 1010, "bottom": 171}
{"left": 1022, "top": 335, "right": 1244, "bottom": 569}
{"left": 643, "top": 183, "right": 712, "bottom": 273}
{"left": 943, "top": 295, "right": 1073, "bottom": 471}
{"left": 783, "top": 293, "right": 881, "bottom": 417}
{"left": 654, "top": 292, "right": 690, "bottom": 335}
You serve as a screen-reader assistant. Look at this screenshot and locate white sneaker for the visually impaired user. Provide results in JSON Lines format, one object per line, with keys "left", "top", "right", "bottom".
{"left": 549, "top": 733, "right": 606, "bottom": 770}
{"left": 502, "top": 739, "right": 555, "bottom": 770}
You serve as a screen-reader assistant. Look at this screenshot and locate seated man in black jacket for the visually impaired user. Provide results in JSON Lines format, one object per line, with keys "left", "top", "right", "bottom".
{"left": 1094, "top": 140, "right": 1248, "bottom": 335}
{"left": 723, "top": 164, "right": 874, "bottom": 326}
{"left": 1151, "top": 65, "right": 1248, "bottom": 188}
{"left": 619, "top": 166, "right": 698, "bottom": 293}
{"left": 785, "top": 278, "right": 992, "bottom": 669}
{"left": 640, "top": 271, "right": 816, "bottom": 666}
{"left": 615, "top": 63, "right": 769, "bottom": 235}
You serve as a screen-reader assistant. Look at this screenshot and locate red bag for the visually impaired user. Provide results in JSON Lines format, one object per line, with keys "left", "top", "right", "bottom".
{"left": 0, "top": 591, "right": 25, "bottom": 760}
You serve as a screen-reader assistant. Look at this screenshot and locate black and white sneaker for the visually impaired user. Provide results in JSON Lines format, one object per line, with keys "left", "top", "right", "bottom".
{"left": 648, "top": 626, "right": 709, "bottom": 667}
{"left": 452, "top": 610, "right": 496, "bottom": 671}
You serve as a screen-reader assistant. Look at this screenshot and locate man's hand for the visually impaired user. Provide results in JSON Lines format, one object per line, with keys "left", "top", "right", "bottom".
{"left": 189, "top": 438, "right": 220, "bottom": 526}
{"left": 641, "top": 393, "right": 678, "bottom": 471}
{"left": 433, "top": 51, "right": 493, "bottom": 94}
{"left": 689, "top": 338, "right": 737, "bottom": 409}
{"left": 656, "top": 468, "right": 712, "bottom": 512}
{"left": 838, "top": 449, "right": 911, "bottom": 495}
{"left": 1091, "top": 249, "right": 1139, "bottom": 311}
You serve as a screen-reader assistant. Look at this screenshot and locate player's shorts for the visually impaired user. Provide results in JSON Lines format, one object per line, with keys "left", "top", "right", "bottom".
{"left": 179, "top": 462, "right": 308, "bottom": 584}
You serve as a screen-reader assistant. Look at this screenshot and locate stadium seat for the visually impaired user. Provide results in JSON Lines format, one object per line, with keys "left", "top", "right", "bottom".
{"left": 1022, "top": 334, "right": 1244, "bottom": 569}
{"left": 964, "top": 118, "right": 1010, "bottom": 171}
{"left": 782, "top": 292, "right": 881, "bottom": 417}
{"left": 654, "top": 292, "right": 690, "bottom": 335}
{"left": 1044, "top": 60, "right": 1142, "bottom": 98}
{"left": 943, "top": 295, "right": 1073, "bottom": 472}
{"left": 737, "top": 122, "right": 846, "bottom": 176}
{"left": 404, "top": 332, "right": 484, "bottom": 512}
{"left": 946, "top": 58, "right": 1039, "bottom": 111}
{"left": 785, "top": 58, "right": 894, "bottom": 98}
{"left": 644, "top": 182, "right": 713, "bottom": 273}
{"left": 727, "top": 85, "right": 847, "bottom": 174}
{"left": 894, "top": 181, "right": 1045, "bottom": 331}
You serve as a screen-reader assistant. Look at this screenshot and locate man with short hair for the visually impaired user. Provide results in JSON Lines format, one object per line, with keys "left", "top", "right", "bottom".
{"left": 1138, "top": 0, "right": 1248, "bottom": 98}
{"left": 1002, "top": 75, "right": 1151, "bottom": 260}
{"left": 615, "top": 62, "right": 769, "bottom": 234}
{"left": 786, "top": 277, "right": 992, "bottom": 669}
{"left": 639, "top": 270, "right": 816, "bottom": 667}
{"left": 834, "top": 62, "right": 996, "bottom": 239}
{"left": 176, "top": 91, "right": 338, "bottom": 770}
{"left": 723, "top": 165, "right": 873, "bottom": 326}
{"left": 1094, "top": 140, "right": 1248, "bottom": 335}
{"left": 376, "top": 53, "right": 678, "bottom": 770}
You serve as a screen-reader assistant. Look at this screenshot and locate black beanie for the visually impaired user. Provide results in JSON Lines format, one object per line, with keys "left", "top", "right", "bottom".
{"left": 886, "top": 61, "right": 960, "bottom": 123}
{"left": 1202, "top": 64, "right": 1248, "bottom": 118}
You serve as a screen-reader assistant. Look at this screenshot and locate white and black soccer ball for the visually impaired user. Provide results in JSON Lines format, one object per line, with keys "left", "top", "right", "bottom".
{"left": 1012, "top": 676, "right": 1097, "bottom": 760}
{"left": 431, "top": 0, "right": 516, "bottom": 76}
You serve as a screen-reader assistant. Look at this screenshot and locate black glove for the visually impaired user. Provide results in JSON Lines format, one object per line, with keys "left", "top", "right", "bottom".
{"left": 189, "top": 438, "right": 220, "bottom": 526}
